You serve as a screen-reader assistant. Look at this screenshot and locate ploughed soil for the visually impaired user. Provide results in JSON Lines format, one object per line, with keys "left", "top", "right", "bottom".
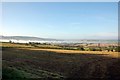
{"left": 2, "top": 47, "right": 120, "bottom": 79}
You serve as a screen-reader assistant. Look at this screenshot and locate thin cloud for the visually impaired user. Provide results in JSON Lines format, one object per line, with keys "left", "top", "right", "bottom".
{"left": 92, "top": 32, "right": 118, "bottom": 37}
{"left": 56, "top": 32, "right": 118, "bottom": 39}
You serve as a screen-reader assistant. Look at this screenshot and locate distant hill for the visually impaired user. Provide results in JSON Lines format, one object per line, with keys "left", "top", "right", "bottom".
{"left": 0, "top": 36, "right": 61, "bottom": 41}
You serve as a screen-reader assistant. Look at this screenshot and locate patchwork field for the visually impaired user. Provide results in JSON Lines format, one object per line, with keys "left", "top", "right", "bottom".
{"left": 1, "top": 42, "right": 120, "bottom": 79}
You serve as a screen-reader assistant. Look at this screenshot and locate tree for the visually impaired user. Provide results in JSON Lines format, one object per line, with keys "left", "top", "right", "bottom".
{"left": 80, "top": 47, "right": 84, "bottom": 51}
{"left": 115, "top": 46, "right": 120, "bottom": 52}
{"left": 9, "top": 40, "right": 12, "bottom": 43}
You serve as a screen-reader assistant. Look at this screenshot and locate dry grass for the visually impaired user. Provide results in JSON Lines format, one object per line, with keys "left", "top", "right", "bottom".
{"left": 20, "top": 48, "right": 119, "bottom": 58}
{"left": 1, "top": 42, "right": 33, "bottom": 48}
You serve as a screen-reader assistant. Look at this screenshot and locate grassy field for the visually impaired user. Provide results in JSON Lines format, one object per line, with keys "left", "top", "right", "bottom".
{"left": 1, "top": 42, "right": 120, "bottom": 79}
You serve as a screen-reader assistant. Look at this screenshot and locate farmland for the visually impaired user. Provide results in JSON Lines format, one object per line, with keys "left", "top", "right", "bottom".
{"left": 1, "top": 42, "right": 120, "bottom": 79}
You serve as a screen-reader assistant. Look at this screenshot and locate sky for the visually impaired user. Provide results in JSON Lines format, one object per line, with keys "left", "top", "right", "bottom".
{"left": 2, "top": 2, "right": 118, "bottom": 39}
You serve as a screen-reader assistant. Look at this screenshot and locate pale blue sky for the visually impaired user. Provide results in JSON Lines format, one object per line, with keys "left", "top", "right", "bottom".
{"left": 2, "top": 2, "right": 118, "bottom": 39}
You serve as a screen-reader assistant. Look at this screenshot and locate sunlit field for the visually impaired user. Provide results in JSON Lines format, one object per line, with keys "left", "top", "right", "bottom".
{"left": 1, "top": 42, "right": 120, "bottom": 79}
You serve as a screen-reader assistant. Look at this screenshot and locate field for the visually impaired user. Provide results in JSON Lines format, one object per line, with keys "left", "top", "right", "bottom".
{"left": 1, "top": 42, "right": 120, "bottom": 79}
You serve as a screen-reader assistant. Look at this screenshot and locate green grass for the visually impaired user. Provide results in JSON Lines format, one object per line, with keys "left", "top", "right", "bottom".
{"left": 2, "top": 66, "right": 36, "bottom": 79}
{"left": 2, "top": 66, "right": 64, "bottom": 79}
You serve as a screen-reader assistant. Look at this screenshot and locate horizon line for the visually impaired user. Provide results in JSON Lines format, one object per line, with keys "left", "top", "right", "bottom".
{"left": 0, "top": 35, "right": 118, "bottom": 40}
